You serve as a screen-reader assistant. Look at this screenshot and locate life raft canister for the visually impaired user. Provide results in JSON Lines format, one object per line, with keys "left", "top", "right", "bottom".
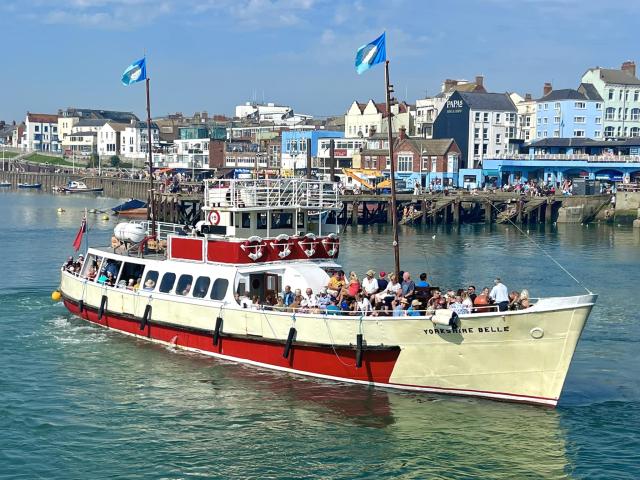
{"left": 298, "top": 233, "right": 318, "bottom": 258}
{"left": 241, "top": 235, "right": 265, "bottom": 261}
{"left": 322, "top": 233, "right": 339, "bottom": 257}
{"left": 272, "top": 234, "right": 293, "bottom": 259}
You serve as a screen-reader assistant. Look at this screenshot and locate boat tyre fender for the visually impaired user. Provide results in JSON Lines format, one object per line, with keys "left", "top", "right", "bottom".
{"left": 356, "top": 333, "right": 363, "bottom": 368}
{"left": 283, "top": 327, "right": 296, "bottom": 359}
{"left": 98, "top": 295, "right": 108, "bottom": 320}
{"left": 140, "top": 304, "right": 152, "bottom": 331}
{"left": 78, "top": 299, "right": 84, "bottom": 313}
{"left": 213, "top": 316, "right": 223, "bottom": 345}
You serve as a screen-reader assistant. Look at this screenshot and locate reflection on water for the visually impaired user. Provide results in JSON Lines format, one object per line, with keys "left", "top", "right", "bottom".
{"left": 1, "top": 191, "right": 639, "bottom": 478}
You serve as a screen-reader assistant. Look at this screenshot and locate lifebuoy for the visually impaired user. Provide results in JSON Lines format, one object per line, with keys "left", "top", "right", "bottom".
{"left": 271, "top": 233, "right": 293, "bottom": 259}
{"left": 322, "top": 233, "right": 339, "bottom": 257}
{"left": 240, "top": 235, "right": 265, "bottom": 261}
{"left": 207, "top": 210, "right": 221, "bottom": 225}
{"left": 298, "top": 233, "right": 317, "bottom": 258}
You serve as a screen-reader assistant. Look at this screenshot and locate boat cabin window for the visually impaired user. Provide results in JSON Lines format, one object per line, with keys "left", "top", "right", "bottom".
{"left": 159, "top": 272, "right": 176, "bottom": 293}
{"left": 210, "top": 278, "right": 229, "bottom": 300}
{"left": 257, "top": 212, "right": 267, "bottom": 230}
{"left": 241, "top": 213, "right": 250, "bottom": 228}
{"left": 176, "top": 274, "right": 193, "bottom": 296}
{"left": 193, "top": 276, "right": 210, "bottom": 298}
{"left": 103, "top": 259, "right": 122, "bottom": 282}
{"left": 297, "top": 212, "right": 305, "bottom": 229}
{"left": 119, "top": 262, "right": 145, "bottom": 287}
{"left": 143, "top": 270, "right": 159, "bottom": 290}
{"left": 271, "top": 212, "right": 293, "bottom": 229}
{"left": 82, "top": 254, "right": 102, "bottom": 281}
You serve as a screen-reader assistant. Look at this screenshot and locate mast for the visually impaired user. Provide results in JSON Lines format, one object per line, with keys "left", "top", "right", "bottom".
{"left": 145, "top": 78, "right": 156, "bottom": 237}
{"left": 384, "top": 60, "right": 400, "bottom": 277}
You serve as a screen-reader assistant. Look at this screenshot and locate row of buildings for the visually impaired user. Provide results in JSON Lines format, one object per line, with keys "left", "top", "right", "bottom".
{"left": 3, "top": 61, "right": 640, "bottom": 187}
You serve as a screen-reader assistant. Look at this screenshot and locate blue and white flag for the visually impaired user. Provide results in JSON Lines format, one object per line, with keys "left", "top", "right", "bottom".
{"left": 121, "top": 57, "right": 147, "bottom": 86}
{"left": 355, "top": 32, "right": 386, "bottom": 75}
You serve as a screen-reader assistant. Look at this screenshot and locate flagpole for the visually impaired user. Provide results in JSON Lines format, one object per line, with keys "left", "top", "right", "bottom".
{"left": 84, "top": 207, "right": 89, "bottom": 254}
{"left": 384, "top": 60, "right": 400, "bottom": 277}
{"left": 145, "top": 77, "right": 156, "bottom": 238}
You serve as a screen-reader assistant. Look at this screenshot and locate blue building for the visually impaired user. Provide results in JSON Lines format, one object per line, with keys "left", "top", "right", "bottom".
{"left": 476, "top": 138, "right": 640, "bottom": 187}
{"left": 535, "top": 87, "right": 603, "bottom": 140}
{"left": 281, "top": 130, "right": 343, "bottom": 172}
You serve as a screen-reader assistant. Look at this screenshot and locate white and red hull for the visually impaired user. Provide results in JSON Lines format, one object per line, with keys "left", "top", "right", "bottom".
{"left": 60, "top": 271, "right": 595, "bottom": 407}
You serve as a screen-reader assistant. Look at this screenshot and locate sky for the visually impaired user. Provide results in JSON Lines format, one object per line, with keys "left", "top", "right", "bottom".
{"left": 1, "top": 0, "right": 639, "bottom": 122}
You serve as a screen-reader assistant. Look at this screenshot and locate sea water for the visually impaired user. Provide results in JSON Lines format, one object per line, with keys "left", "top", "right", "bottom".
{"left": 0, "top": 190, "right": 638, "bottom": 479}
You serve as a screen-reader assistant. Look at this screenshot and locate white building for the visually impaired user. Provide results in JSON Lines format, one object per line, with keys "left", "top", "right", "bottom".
{"left": 62, "top": 119, "right": 107, "bottom": 156}
{"left": 119, "top": 121, "right": 160, "bottom": 165}
{"left": 97, "top": 122, "right": 126, "bottom": 158}
{"left": 509, "top": 92, "right": 537, "bottom": 142}
{"left": 235, "top": 102, "right": 312, "bottom": 126}
{"left": 344, "top": 100, "right": 413, "bottom": 139}
{"left": 23, "top": 113, "right": 60, "bottom": 152}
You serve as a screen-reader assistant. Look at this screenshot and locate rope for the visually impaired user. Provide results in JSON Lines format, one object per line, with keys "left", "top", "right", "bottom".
{"left": 323, "top": 314, "right": 355, "bottom": 367}
{"left": 488, "top": 200, "right": 593, "bottom": 294}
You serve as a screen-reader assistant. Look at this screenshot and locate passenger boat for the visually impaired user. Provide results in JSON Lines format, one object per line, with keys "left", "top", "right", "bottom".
{"left": 17, "top": 182, "right": 41, "bottom": 189}
{"left": 59, "top": 181, "right": 103, "bottom": 194}
{"left": 58, "top": 178, "right": 596, "bottom": 407}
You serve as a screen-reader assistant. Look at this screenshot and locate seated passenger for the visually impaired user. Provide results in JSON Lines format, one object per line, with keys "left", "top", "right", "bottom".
{"left": 450, "top": 295, "right": 470, "bottom": 315}
{"left": 416, "top": 273, "right": 430, "bottom": 288}
{"left": 62, "top": 256, "right": 74, "bottom": 271}
{"left": 317, "top": 288, "right": 331, "bottom": 309}
{"left": 391, "top": 299, "right": 404, "bottom": 317}
{"left": 519, "top": 289, "right": 531, "bottom": 309}
{"left": 374, "top": 273, "right": 400, "bottom": 306}
{"left": 133, "top": 277, "right": 141, "bottom": 290}
{"left": 143, "top": 279, "right": 156, "bottom": 290}
{"left": 180, "top": 283, "right": 192, "bottom": 296}
{"left": 473, "top": 287, "right": 493, "bottom": 312}
{"left": 341, "top": 272, "right": 360, "bottom": 300}
{"left": 301, "top": 288, "right": 318, "bottom": 309}
{"left": 427, "top": 290, "right": 445, "bottom": 310}
{"left": 282, "top": 285, "right": 294, "bottom": 306}
{"left": 275, "top": 295, "right": 285, "bottom": 309}
{"left": 361, "top": 270, "right": 379, "bottom": 297}
{"left": 401, "top": 272, "right": 416, "bottom": 300}
{"left": 87, "top": 266, "right": 97, "bottom": 281}
{"left": 126, "top": 279, "right": 135, "bottom": 290}
{"left": 326, "top": 298, "right": 341, "bottom": 315}
{"left": 407, "top": 299, "right": 423, "bottom": 316}
{"left": 355, "top": 293, "right": 372, "bottom": 315}
{"left": 326, "top": 271, "right": 344, "bottom": 298}
{"left": 508, "top": 291, "right": 521, "bottom": 310}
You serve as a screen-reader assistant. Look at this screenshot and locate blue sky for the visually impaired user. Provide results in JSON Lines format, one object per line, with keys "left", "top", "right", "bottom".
{"left": 1, "top": 0, "right": 639, "bottom": 122}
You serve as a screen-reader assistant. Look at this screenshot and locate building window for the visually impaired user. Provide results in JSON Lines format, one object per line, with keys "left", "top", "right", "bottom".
{"left": 609, "top": 89, "right": 614, "bottom": 100}
{"left": 573, "top": 130, "right": 585, "bottom": 137}
{"left": 544, "top": 103, "right": 549, "bottom": 110}
{"left": 482, "top": 144, "right": 487, "bottom": 155}
{"left": 543, "top": 118, "right": 548, "bottom": 124}
{"left": 554, "top": 116, "right": 560, "bottom": 124}
{"left": 594, "top": 131, "right": 601, "bottom": 138}
{"left": 474, "top": 127, "right": 480, "bottom": 139}
{"left": 554, "top": 102, "right": 561, "bottom": 110}
{"left": 619, "top": 90, "right": 623, "bottom": 100}
{"left": 397, "top": 154, "right": 413, "bottom": 172}
{"left": 618, "top": 108, "right": 623, "bottom": 120}
{"left": 632, "top": 108, "right": 640, "bottom": 120}
{"left": 631, "top": 127, "right": 640, "bottom": 137}
{"left": 495, "top": 113, "right": 501, "bottom": 123}
{"left": 543, "top": 131, "right": 548, "bottom": 138}
{"left": 34, "top": 125, "right": 40, "bottom": 132}
{"left": 574, "top": 117, "right": 586, "bottom": 123}
{"left": 483, "top": 112, "right": 489, "bottom": 122}
{"left": 595, "top": 117, "right": 602, "bottom": 124}
{"left": 473, "top": 144, "right": 479, "bottom": 155}
{"left": 574, "top": 102, "right": 586, "bottom": 109}
{"left": 596, "top": 103, "right": 602, "bottom": 110}
{"left": 525, "top": 131, "right": 530, "bottom": 141}
{"left": 422, "top": 158, "right": 429, "bottom": 170}
{"left": 495, "top": 133, "right": 501, "bottom": 144}
{"left": 537, "top": 118, "right": 541, "bottom": 125}
{"left": 474, "top": 112, "right": 480, "bottom": 122}
{"left": 605, "top": 107, "right": 615, "bottom": 120}
{"left": 553, "top": 130, "right": 560, "bottom": 137}
{"left": 483, "top": 128, "right": 488, "bottom": 140}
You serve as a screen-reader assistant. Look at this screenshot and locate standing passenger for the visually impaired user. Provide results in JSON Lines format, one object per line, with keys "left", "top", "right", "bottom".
{"left": 490, "top": 277, "right": 509, "bottom": 312}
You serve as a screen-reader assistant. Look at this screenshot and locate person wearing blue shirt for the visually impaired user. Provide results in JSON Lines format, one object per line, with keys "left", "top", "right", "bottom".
{"left": 326, "top": 298, "right": 341, "bottom": 315}
{"left": 416, "top": 272, "right": 430, "bottom": 288}
{"left": 407, "top": 299, "right": 423, "bottom": 316}
{"left": 282, "top": 285, "right": 295, "bottom": 306}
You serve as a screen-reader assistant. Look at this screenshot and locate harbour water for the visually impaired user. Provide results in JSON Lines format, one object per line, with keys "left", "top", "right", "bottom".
{"left": 1, "top": 190, "right": 639, "bottom": 479}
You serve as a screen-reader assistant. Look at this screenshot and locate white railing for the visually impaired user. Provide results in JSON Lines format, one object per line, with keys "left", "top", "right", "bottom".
{"left": 492, "top": 153, "right": 640, "bottom": 163}
{"left": 203, "top": 178, "right": 341, "bottom": 210}
{"left": 128, "top": 220, "right": 183, "bottom": 240}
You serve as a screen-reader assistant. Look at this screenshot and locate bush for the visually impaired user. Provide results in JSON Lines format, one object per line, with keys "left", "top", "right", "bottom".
{"left": 110, "top": 155, "right": 121, "bottom": 168}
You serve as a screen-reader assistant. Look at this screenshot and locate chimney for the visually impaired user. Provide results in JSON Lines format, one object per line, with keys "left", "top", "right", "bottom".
{"left": 543, "top": 82, "right": 553, "bottom": 96}
{"left": 475, "top": 75, "right": 484, "bottom": 88}
{"left": 443, "top": 79, "right": 457, "bottom": 92}
{"left": 525, "top": 93, "right": 532, "bottom": 101}
{"left": 622, "top": 61, "right": 636, "bottom": 78}
{"left": 398, "top": 127, "right": 407, "bottom": 140}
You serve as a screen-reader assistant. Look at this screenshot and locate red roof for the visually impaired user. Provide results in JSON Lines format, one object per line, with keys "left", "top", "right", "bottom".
{"left": 27, "top": 113, "right": 58, "bottom": 124}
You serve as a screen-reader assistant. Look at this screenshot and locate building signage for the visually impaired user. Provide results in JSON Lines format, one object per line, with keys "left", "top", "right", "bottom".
{"left": 334, "top": 148, "right": 348, "bottom": 157}
{"left": 446, "top": 99, "right": 464, "bottom": 114}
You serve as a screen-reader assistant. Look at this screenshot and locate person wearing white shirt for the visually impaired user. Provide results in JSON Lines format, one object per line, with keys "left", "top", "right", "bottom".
{"left": 362, "top": 269, "right": 379, "bottom": 297}
{"left": 355, "top": 293, "right": 372, "bottom": 315}
{"left": 489, "top": 277, "right": 509, "bottom": 312}
{"left": 301, "top": 288, "right": 318, "bottom": 309}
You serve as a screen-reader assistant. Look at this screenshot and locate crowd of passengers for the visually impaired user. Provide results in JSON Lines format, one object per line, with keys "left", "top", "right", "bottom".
{"left": 63, "top": 255, "right": 145, "bottom": 291}
{"left": 242, "top": 271, "right": 531, "bottom": 316}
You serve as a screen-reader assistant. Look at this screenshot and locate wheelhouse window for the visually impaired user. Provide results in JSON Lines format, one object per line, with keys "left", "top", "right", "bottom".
{"left": 159, "top": 272, "right": 176, "bottom": 293}
{"left": 210, "top": 278, "right": 229, "bottom": 300}
{"left": 176, "top": 274, "right": 193, "bottom": 296}
{"left": 193, "top": 276, "right": 210, "bottom": 298}
{"left": 271, "top": 212, "right": 293, "bottom": 229}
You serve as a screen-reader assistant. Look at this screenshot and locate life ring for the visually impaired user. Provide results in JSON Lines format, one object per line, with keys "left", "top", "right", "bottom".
{"left": 240, "top": 235, "right": 265, "bottom": 261}
{"left": 298, "top": 233, "right": 318, "bottom": 258}
{"left": 207, "top": 209, "right": 221, "bottom": 225}
{"left": 271, "top": 233, "right": 293, "bottom": 259}
{"left": 321, "top": 233, "right": 339, "bottom": 257}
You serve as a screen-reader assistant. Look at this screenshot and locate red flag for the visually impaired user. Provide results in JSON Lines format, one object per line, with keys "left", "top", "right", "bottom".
{"left": 72, "top": 215, "right": 86, "bottom": 251}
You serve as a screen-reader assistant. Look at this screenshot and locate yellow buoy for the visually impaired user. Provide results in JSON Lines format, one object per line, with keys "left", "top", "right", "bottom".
{"left": 51, "top": 290, "right": 62, "bottom": 301}
{"left": 102, "top": 214, "right": 110, "bottom": 221}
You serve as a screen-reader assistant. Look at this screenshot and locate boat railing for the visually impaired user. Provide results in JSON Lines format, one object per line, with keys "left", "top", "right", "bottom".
{"left": 203, "top": 178, "right": 341, "bottom": 211}
{"left": 127, "top": 220, "right": 184, "bottom": 241}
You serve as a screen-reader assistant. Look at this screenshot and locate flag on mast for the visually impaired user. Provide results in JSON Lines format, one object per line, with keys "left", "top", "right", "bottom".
{"left": 355, "top": 32, "right": 386, "bottom": 74}
{"left": 72, "top": 213, "right": 87, "bottom": 252}
{"left": 121, "top": 57, "right": 147, "bottom": 86}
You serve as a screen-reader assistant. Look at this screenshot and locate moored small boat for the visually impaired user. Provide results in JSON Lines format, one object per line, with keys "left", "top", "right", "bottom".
{"left": 17, "top": 183, "right": 42, "bottom": 189}
{"left": 0, "top": 181, "right": 11, "bottom": 187}
{"left": 60, "top": 181, "right": 103, "bottom": 194}
{"left": 112, "top": 198, "right": 148, "bottom": 217}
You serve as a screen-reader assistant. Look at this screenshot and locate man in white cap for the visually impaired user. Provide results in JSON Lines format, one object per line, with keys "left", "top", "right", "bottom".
{"left": 362, "top": 269, "right": 379, "bottom": 298}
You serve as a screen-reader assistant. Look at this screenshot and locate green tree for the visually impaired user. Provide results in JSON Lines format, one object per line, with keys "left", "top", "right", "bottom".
{"left": 110, "top": 155, "right": 121, "bottom": 168}
{"left": 88, "top": 153, "right": 99, "bottom": 169}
